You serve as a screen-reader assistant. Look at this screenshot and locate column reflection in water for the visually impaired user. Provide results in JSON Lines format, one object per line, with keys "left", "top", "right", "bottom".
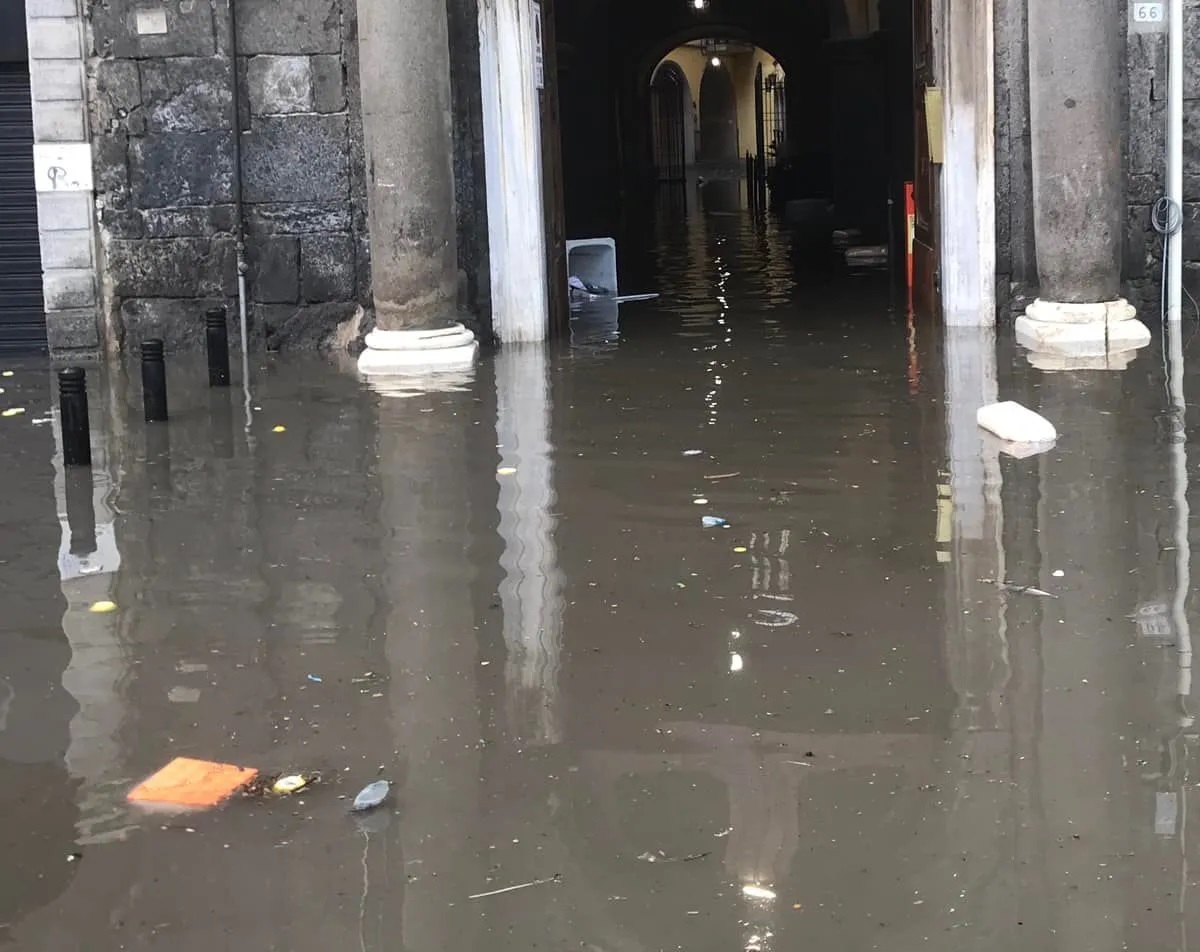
{"left": 919, "top": 327, "right": 1030, "bottom": 945}
{"left": 0, "top": 367, "right": 83, "bottom": 942}
{"left": 1033, "top": 365, "right": 1139, "bottom": 949}
{"left": 494, "top": 344, "right": 565, "bottom": 745}
{"left": 54, "top": 371, "right": 128, "bottom": 846}
{"left": 372, "top": 372, "right": 483, "bottom": 952}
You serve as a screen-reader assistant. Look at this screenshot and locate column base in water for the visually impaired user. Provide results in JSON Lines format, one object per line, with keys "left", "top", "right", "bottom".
{"left": 1014, "top": 299, "right": 1150, "bottom": 371}
{"left": 357, "top": 323, "right": 479, "bottom": 376}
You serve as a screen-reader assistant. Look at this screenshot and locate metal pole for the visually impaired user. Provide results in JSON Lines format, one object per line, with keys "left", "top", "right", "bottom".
{"left": 1167, "top": 0, "right": 1183, "bottom": 321}
{"left": 57, "top": 367, "right": 91, "bottom": 467}
{"left": 141, "top": 339, "right": 169, "bottom": 423}
{"left": 205, "top": 306, "right": 231, "bottom": 386}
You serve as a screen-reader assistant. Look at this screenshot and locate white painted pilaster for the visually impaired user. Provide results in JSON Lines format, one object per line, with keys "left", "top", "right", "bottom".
{"left": 25, "top": 0, "right": 100, "bottom": 351}
{"left": 478, "top": 0, "right": 549, "bottom": 343}
{"left": 936, "top": 0, "right": 996, "bottom": 325}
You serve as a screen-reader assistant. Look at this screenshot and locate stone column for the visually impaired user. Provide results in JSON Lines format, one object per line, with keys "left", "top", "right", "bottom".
{"left": 1015, "top": 0, "right": 1150, "bottom": 366}
{"left": 356, "top": 0, "right": 478, "bottom": 374}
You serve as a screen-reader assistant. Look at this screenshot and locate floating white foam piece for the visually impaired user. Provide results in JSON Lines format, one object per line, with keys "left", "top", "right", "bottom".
{"left": 977, "top": 401, "right": 1057, "bottom": 444}
{"left": 980, "top": 431, "right": 1056, "bottom": 460}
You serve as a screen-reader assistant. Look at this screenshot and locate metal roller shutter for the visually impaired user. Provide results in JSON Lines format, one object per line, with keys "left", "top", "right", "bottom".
{"left": 0, "top": 64, "right": 45, "bottom": 354}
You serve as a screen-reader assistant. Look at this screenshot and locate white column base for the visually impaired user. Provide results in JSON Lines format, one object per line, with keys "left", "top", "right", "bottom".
{"left": 357, "top": 323, "right": 479, "bottom": 376}
{"left": 1014, "top": 298, "right": 1150, "bottom": 371}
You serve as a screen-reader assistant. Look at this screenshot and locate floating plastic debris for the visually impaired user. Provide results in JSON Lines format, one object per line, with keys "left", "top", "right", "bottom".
{"left": 751, "top": 608, "right": 798, "bottom": 628}
{"left": 468, "top": 874, "right": 561, "bottom": 900}
{"left": 976, "top": 401, "right": 1056, "bottom": 444}
{"left": 497, "top": 466, "right": 517, "bottom": 476}
{"left": 127, "top": 756, "right": 257, "bottom": 809}
{"left": 683, "top": 449, "right": 703, "bottom": 456}
{"left": 272, "top": 425, "right": 287, "bottom": 433}
{"left": 702, "top": 516, "right": 728, "bottom": 528}
{"left": 272, "top": 774, "right": 308, "bottom": 795}
{"left": 2, "top": 407, "right": 25, "bottom": 417}
{"left": 742, "top": 884, "right": 777, "bottom": 900}
{"left": 352, "top": 780, "right": 390, "bottom": 812}
{"left": 733, "top": 546, "right": 748, "bottom": 553}
{"left": 306, "top": 674, "right": 323, "bottom": 683}
{"left": 89, "top": 600, "right": 118, "bottom": 614}
{"left": 692, "top": 497, "right": 708, "bottom": 505}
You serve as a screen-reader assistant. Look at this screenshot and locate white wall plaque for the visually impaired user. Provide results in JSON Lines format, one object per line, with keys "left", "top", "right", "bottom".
{"left": 1131, "top": 1, "right": 1167, "bottom": 33}
{"left": 135, "top": 8, "right": 169, "bottom": 35}
{"left": 33, "top": 143, "right": 94, "bottom": 193}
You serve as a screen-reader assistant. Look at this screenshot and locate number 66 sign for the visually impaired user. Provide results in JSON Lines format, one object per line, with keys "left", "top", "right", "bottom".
{"left": 1131, "top": 1, "right": 1166, "bottom": 31}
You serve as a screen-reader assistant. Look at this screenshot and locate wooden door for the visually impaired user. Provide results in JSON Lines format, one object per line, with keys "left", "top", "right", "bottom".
{"left": 911, "top": 0, "right": 939, "bottom": 315}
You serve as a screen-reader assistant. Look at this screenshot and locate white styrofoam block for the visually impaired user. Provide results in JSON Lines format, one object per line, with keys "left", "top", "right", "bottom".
{"left": 976, "top": 401, "right": 1057, "bottom": 444}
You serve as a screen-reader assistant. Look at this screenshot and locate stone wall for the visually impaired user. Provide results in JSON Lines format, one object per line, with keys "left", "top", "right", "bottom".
{"left": 1124, "top": 4, "right": 1179, "bottom": 315}
{"left": 87, "top": 0, "right": 368, "bottom": 352}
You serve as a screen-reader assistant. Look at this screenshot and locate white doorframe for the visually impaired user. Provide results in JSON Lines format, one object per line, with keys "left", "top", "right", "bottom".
{"left": 934, "top": 0, "right": 996, "bottom": 326}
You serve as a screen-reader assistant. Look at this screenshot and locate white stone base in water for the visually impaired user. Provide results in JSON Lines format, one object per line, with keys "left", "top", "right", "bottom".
{"left": 1015, "top": 298, "right": 1151, "bottom": 371}
{"left": 357, "top": 324, "right": 478, "bottom": 375}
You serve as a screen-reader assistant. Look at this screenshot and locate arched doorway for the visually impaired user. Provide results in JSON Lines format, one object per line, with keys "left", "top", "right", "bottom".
{"left": 698, "top": 62, "right": 738, "bottom": 163}
{"left": 649, "top": 60, "right": 694, "bottom": 181}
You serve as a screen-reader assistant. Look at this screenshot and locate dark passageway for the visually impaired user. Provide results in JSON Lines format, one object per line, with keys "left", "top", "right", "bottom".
{"left": 555, "top": 0, "right": 915, "bottom": 294}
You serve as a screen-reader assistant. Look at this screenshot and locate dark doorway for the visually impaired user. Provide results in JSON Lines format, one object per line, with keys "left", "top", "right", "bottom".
{"left": 698, "top": 63, "right": 738, "bottom": 163}
{"left": 649, "top": 61, "right": 690, "bottom": 182}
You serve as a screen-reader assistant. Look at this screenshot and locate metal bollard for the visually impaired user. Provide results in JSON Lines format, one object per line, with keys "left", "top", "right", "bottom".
{"left": 141, "top": 339, "right": 169, "bottom": 422}
{"left": 205, "top": 307, "right": 231, "bottom": 387}
{"left": 58, "top": 367, "right": 91, "bottom": 467}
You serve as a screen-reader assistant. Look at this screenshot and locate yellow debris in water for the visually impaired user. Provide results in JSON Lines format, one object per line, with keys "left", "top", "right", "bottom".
{"left": 272, "top": 425, "right": 286, "bottom": 433}
{"left": 497, "top": 466, "right": 517, "bottom": 476}
{"left": 89, "top": 600, "right": 118, "bottom": 614}
{"left": 2, "top": 407, "right": 25, "bottom": 417}
{"left": 272, "top": 774, "right": 308, "bottom": 794}
{"left": 733, "top": 546, "right": 748, "bottom": 553}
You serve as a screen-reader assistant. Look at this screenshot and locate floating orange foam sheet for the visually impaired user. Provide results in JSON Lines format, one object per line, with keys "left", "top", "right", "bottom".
{"left": 127, "top": 756, "right": 257, "bottom": 808}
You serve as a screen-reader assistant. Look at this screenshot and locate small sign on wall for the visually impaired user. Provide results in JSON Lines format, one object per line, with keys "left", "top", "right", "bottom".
{"left": 1131, "top": 1, "right": 1167, "bottom": 33}
{"left": 533, "top": 2, "right": 544, "bottom": 90}
{"left": 33, "top": 143, "right": 94, "bottom": 193}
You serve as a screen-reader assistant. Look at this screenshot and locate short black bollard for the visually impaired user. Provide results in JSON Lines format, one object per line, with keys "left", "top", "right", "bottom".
{"left": 58, "top": 367, "right": 91, "bottom": 467}
{"left": 205, "top": 307, "right": 231, "bottom": 387}
{"left": 141, "top": 339, "right": 169, "bottom": 423}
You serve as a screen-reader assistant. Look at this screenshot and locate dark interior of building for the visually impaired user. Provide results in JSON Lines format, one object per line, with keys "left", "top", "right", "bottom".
{"left": 553, "top": 0, "right": 916, "bottom": 294}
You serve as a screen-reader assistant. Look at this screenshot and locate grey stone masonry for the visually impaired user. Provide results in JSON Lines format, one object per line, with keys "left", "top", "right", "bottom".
{"left": 83, "top": 0, "right": 370, "bottom": 353}
{"left": 1124, "top": 0, "right": 1200, "bottom": 313}
{"left": 27, "top": 2, "right": 101, "bottom": 352}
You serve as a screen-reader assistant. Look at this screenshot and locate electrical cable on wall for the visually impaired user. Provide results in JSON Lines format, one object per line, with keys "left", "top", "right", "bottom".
{"left": 1153, "top": 196, "right": 1200, "bottom": 324}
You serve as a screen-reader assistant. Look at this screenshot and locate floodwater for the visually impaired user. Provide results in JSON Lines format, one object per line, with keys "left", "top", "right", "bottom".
{"left": 0, "top": 183, "right": 1196, "bottom": 951}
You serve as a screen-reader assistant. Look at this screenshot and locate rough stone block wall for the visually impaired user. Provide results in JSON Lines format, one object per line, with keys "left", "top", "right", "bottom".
{"left": 87, "top": 0, "right": 368, "bottom": 352}
{"left": 1124, "top": 1, "right": 1198, "bottom": 315}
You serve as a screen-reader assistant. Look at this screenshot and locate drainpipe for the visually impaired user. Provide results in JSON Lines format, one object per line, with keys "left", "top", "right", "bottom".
{"left": 225, "top": 0, "right": 253, "bottom": 426}
{"left": 1166, "top": 0, "right": 1183, "bottom": 321}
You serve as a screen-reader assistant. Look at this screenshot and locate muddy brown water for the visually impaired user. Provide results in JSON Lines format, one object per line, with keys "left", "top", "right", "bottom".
{"left": 0, "top": 193, "right": 1195, "bottom": 950}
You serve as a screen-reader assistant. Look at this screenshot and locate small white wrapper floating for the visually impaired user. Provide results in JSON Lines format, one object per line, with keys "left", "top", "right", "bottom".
{"left": 976, "top": 401, "right": 1056, "bottom": 445}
